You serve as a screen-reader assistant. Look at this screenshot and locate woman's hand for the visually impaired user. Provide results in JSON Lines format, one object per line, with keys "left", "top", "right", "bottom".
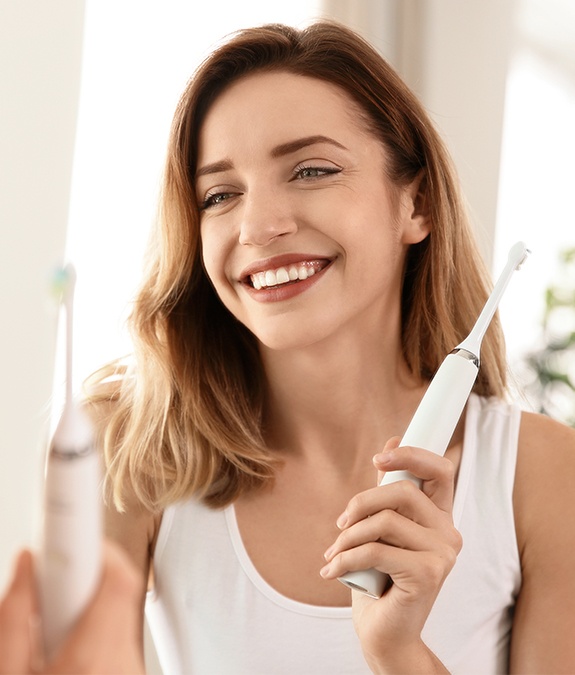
{"left": 0, "top": 541, "right": 145, "bottom": 675}
{"left": 320, "top": 438, "right": 462, "bottom": 673}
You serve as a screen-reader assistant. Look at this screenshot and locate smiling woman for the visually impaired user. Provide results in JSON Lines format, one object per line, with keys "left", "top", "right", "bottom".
{"left": 79, "top": 21, "right": 575, "bottom": 674}
{"left": 3, "top": 18, "right": 572, "bottom": 675}
{"left": 74, "top": 20, "right": 575, "bottom": 675}
{"left": 197, "top": 71, "right": 426, "bottom": 351}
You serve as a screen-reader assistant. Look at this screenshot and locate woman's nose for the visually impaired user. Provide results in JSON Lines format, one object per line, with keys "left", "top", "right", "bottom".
{"left": 238, "top": 190, "right": 298, "bottom": 247}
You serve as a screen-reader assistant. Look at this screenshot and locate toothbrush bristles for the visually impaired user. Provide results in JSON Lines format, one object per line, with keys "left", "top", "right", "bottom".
{"left": 50, "top": 264, "right": 76, "bottom": 304}
{"left": 50, "top": 263, "right": 77, "bottom": 405}
{"left": 516, "top": 249, "right": 531, "bottom": 270}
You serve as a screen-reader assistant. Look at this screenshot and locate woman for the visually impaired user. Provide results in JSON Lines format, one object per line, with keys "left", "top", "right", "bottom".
{"left": 88, "top": 20, "right": 574, "bottom": 673}
{"left": 2, "top": 20, "right": 573, "bottom": 674}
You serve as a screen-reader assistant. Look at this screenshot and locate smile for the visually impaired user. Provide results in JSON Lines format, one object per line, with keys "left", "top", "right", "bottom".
{"left": 249, "top": 260, "right": 330, "bottom": 290}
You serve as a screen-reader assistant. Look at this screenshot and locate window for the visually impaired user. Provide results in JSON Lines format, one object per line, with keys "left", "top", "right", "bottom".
{"left": 64, "top": 1, "right": 322, "bottom": 392}
{"left": 495, "top": 0, "right": 575, "bottom": 411}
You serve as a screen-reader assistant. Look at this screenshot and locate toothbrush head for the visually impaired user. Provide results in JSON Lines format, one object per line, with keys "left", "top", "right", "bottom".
{"left": 50, "top": 264, "right": 76, "bottom": 305}
{"left": 508, "top": 241, "right": 531, "bottom": 271}
{"left": 455, "top": 240, "right": 531, "bottom": 359}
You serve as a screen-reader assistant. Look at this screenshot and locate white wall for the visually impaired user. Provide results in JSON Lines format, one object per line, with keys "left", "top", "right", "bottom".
{"left": 0, "top": 1, "right": 85, "bottom": 587}
{"left": 322, "top": 0, "right": 516, "bottom": 268}
{"left": 412, "top": 0, "right": 515, "bottom": 267}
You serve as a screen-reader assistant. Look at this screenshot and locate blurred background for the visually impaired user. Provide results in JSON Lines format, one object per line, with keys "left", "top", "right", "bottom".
{"left": 1, "top": 1, "right": 573, "bottom": 667}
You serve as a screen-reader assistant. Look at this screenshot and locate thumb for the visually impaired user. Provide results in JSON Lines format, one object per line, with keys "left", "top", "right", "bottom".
{"left": 0, "top": 550, "right": 36, "bottom": 675}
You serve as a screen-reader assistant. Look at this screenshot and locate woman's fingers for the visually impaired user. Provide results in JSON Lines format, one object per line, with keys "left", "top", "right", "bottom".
{"left": 321, "top": 486, "right": 462, "bottom": 586}
{"left": 0, "top": 550, "right": 36, "bottom": 675}
{"left": 0, "top": 542, "right": 145, "bottom": 675}
{"left": 45, "top": 541, "right": 145, "bottom": 675}
{"left": 324, "top": 506, "right": 447, "bottom": 565}
{"left": 335, "top": 466, "right": 452, "bottom": 535}
{"left": 374, "top": 443, "right": 457, "bottom": 513}
{"left": 321, "top": 521, "right": 461, "bottom": 589}
{"left": 320, "top": 440, "right": 461, "bottom": 592}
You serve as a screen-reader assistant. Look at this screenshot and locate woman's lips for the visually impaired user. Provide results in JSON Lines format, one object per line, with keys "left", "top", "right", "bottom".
{"left": 249, "top": 260, "right": 329, "bottom": 290}
{"left": 240, "top": 255, "right": 333, "bottom": 301}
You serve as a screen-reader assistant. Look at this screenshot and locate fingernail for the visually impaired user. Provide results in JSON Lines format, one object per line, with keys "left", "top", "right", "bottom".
{"left": 319, "top": 563, "right": 332, "bottom": 578}
{"left": 324, "top": 545, "right": 335, "bottom": 561}
{"left": 373, "top": 450, "right": 393, "bottom": 465}
{"left": 336, "top": 512, "right": 348, "bottom": 529}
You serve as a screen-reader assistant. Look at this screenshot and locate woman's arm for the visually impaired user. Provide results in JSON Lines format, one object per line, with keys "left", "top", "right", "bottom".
{"left": 87, "top": 394, "right": 160, "bottom": 663}
{"left": 510, "top": 411, "right": 575, "bottom": 673}
{"left": 103, "top": 490, "right": 160, "bottom": 661}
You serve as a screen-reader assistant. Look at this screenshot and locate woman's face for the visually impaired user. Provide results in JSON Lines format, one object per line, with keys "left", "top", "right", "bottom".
{"left": 196, "top": 71, "right": 429, "bottom": 352}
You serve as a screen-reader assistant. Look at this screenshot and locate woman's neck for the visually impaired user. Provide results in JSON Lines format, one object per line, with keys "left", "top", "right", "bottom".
{"left": 259, "top": 327, "right": 427, "bottom": 474}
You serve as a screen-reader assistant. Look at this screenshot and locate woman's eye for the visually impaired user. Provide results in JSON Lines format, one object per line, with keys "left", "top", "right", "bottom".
{"left": 200, "top": 191, "right": 236, "bottom": 210}
{"left": 293, "top": 165, "right": 341, "bottom": 181}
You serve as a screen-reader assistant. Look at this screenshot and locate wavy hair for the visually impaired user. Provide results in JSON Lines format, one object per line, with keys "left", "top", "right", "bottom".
{"left": 87, "top": 21, "right": 507, "bottom": 512}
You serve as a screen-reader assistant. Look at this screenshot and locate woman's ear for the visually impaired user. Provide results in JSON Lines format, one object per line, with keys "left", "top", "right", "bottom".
{"left": 401, "top": 171, "right": 431, "bottom": 245}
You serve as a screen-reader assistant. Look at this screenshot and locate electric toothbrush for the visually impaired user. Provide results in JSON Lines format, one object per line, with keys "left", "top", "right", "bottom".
{"left": 338, "top": 241, "right": 530, "bottom": 598}
{"left": 37, "top": 264, "right": 102, "bottom": 662}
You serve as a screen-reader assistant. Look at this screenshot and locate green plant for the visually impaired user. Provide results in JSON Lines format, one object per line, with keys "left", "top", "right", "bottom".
{"left": 521, "top": 248, "right": 575, "bottom": 427}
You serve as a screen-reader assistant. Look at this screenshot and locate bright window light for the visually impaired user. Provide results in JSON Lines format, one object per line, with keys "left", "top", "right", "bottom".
{"left": 495, "top": 21, "right": 575, "bottom": 390}
{"left": 62, "top": 1, "right": 322, "bottom": 396}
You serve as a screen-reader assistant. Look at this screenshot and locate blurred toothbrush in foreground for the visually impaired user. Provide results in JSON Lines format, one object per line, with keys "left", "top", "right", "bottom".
{"left": 37, "top": 263, "right": 102, "bottom": 662}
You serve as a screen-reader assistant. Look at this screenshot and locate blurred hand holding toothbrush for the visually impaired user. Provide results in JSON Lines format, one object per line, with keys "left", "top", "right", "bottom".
{"left": 36, "top": 264, "right": 103, "bottom": 662}
{"left": 0, "top": 264, "right": 143, "bottom": 674}
{"left": 0, "top": 541, "right": 144, "bottom": 674}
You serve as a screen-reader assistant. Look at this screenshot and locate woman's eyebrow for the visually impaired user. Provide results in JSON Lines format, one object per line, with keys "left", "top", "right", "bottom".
{"left": 270, "top": 135, "right": 348, "bottom": 158}
{"left": 195, "top": 159, "right": 233, "bottom": 179}
{"left": 195, "top": 135, "right": 347, "bottom": 178}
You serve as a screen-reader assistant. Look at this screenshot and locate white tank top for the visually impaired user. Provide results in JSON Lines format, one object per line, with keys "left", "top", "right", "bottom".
{"left": 145, "top": 394, "right": 522, "bottom": 674}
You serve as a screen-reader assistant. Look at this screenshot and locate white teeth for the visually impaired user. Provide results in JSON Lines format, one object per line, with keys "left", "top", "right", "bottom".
{"left": 276, "top": 267, "right": 290, "bottom": 284}
{"left": 249, "top": 263, "right": 320, "bottom": 289}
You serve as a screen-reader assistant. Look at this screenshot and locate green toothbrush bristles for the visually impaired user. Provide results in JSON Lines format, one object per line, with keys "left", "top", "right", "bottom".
{"left": 50, "top": 264, "right": 76, "bottom": 304}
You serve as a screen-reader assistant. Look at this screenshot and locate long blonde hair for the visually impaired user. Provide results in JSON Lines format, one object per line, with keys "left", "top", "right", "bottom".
{"left": 88, "top": 21, "right": 507, "bottom": 512}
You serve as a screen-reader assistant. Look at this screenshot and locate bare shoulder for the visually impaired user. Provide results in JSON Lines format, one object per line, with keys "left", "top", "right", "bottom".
{"left": 514, "top": 410, "right": 575, "bottom": 544}
{"left": 518, "top": 408, "right": 575, "bottom": 455}
{"left": 510, "top": 411, "right": 575, "bottom": 671}
{"left": 104, "top": 488, "right": 161, "bottom": 585}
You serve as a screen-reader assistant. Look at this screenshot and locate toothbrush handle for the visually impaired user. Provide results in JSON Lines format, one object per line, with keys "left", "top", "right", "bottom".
{"left": 338, "top": 352, "right": 478, "bottom": 598}
{"left": 37, "top": 443, "right": 102, "bottom": 661}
